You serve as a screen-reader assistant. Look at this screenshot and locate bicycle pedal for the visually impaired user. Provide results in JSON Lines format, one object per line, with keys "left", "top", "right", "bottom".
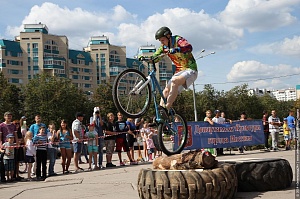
{"left": 158, "top": 106, "right": 168, "bottom": 120}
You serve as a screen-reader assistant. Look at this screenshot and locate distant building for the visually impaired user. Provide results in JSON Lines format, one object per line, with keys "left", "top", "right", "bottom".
{"left": 0, "top": 23, "right": 173, "bottom": 93}
{"left": 248, "top": 88, "right": 272, "bottom": 97}
{"left": 248, "top": 87, "right": 297, "bottom": 101}
{"left": 271, "top": 88, "right": 296, "bottom": 101}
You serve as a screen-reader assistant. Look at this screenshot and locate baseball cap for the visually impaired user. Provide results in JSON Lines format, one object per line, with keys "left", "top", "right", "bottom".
{"left": 214, "top": 110, "right": 220, "bottom": 114}
{"left": 4, "top": 112, "right": 12, "bottom": 117}
{"left": 283, "top": 118, "right": 287, "bottom": 121}
{"left": 6, "top": 134, "right": 14, "bottom": 138}
{"left": 88, "top": 123, "right": 95, "bottom": 127}
{"left": 76, "top": 112, "right": 84, "bottom": 117}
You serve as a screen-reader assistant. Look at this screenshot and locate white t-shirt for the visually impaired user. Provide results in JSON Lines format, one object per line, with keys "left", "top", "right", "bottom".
{"left": 72, "top": 119, "right": 82, "bottom": 142}
{"left": 268, "top": 116, "right": 280, "bottom": 132}
{"left": 212, "top": 117, "right": 225, "bottom": 124}
{"left": 26, "top": 139, "right": 36, "bottom": 156}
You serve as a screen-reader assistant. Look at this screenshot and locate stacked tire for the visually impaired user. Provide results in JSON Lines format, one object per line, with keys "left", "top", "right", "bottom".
{"left": 137, "top": 164, "right": 237, "bottom": 199}
{"left": 218, "top": 158, "right": 293, "bottom": 192}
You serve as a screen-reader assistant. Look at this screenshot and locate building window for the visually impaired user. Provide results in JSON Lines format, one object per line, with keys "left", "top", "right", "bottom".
{"left": 32, "top": 43, "right": 38, "bottom": 48}
{"left": 78, "top": 60, "right": 85, "bottom": 65}
{"left": 33, "top": 70, "right": 39, "bottom": 75}
{"left": 33, "top": 52, "right": 38, "bottom": 57}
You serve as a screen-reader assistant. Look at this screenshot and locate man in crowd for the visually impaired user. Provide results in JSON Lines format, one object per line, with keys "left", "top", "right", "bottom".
{"left": 72, "top": 112, "right": 84, "bottom": 172}
{"left": 268, "top": 110, "right": 281, "bottom": 151}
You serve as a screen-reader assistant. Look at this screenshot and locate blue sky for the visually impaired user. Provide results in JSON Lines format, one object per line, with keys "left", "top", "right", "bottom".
{"left": 0, "top": 0, "right": 299, "bottom": 92}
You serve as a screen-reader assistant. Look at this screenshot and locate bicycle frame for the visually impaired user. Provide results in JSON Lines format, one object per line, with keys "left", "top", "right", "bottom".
{"left": 131, "top": 57, "right": 168, "bottom": 123}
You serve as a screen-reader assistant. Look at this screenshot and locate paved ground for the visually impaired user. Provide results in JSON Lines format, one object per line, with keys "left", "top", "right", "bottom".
{"left": 0, "top": 148, "right": 297, "bottom": 199}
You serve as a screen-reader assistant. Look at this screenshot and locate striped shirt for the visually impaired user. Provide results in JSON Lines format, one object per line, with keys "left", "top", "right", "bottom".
{"left": 33, "top": 134, "right": 48, "bottom": 150}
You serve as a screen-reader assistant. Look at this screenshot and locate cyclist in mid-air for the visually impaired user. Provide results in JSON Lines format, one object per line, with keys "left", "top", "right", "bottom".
{"left": 150, "top": 26, "right": 198, "bottom": 116}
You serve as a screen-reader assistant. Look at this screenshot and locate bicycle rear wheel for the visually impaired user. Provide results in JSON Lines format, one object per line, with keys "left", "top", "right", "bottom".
{"left": 113, "top": 69, "right": 151, "bottom": 118}
{"left": 157, "top": 113, "right": 188, "bottom": 156}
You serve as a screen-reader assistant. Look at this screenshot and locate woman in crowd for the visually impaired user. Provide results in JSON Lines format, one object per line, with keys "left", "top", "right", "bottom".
{"left": 57, "top": 120, "right": 73, "bottom": 174}
{"left": 13, "top": 120, "right": 25, "bottom": 181}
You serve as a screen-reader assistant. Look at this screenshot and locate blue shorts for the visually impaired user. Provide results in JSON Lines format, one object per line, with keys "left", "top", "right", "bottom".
{"left": 59, "top": 142, "right": 71, "bottom": 149}
{"left": 88, "top": 145, "right": 98, "bottom": 153}
{"left": 284, "top": 135, "right": 291, "bottom": 141}
{"left": 73, "top": 142, "right": 83, "bottom": 153}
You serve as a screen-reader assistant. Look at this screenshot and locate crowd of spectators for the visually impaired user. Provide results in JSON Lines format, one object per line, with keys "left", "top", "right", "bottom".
{"left": 0, "top": 108, "right": 161, "bottom": 183}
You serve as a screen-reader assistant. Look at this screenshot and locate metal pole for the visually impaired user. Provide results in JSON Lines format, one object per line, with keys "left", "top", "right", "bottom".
{"left": 192, "top": 82, "right": 198, "bottom": 121}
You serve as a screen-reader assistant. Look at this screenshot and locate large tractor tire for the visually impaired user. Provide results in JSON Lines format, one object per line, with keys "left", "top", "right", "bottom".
{"left": 218, "top": 158, "right": 293, "bottom": 192}
{"left": 137, "top": 164, "right": 237, "bottom": 199}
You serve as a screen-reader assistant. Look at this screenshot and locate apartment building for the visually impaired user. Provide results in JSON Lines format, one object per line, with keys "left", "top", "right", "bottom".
{"left": 272, "top": 88, "right": 297, "bottom": 101}
{"left": 248, "top": 87, "right": 297, "bottom": 101}
{"left": 0, "top": 23, "right": 173, "bottom": 93}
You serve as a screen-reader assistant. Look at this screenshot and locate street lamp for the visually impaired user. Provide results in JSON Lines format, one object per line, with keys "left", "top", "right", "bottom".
{"left": 192, "top": 50, "right": 216, "bottom": 121}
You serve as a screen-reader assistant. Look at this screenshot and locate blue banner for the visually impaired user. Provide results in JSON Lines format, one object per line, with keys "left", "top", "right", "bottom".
{"left": 174, "top": 120, "right": 265, "bottom": 150}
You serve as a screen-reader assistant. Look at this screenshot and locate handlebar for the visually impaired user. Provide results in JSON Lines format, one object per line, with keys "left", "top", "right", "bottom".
{"left": 137, "top": 53, "right": 167, "bottom": 62}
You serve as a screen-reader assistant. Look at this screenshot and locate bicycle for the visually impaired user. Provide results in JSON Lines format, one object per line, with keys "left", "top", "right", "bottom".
{"left": 112, "top": 54, "right": 188, "bottom": 156}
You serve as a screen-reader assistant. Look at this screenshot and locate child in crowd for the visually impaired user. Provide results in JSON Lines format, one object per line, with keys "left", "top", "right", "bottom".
{"left": 283, "top": 118, "right": 291, "bottom": 150}
{"left": 79, "top": 124, "right": 89, "bottom": 164}
{"left": 2, "top": 134, "right": 15, "bottom": 182}
{"left": 85, "top": 123, "right": 99, "bottom": 170}
{"left": 47, "top": 122, "right": 57, "bottom": 176}
{"left": 33, "top": 126, "right": 48, "bottom": 181}
{"left": 146, "top": 132, "right": 155, "bottom": 161}
{"left": 25, "top": 131, "right": 36, "bottom": 181}
{"left": 0, "top": 145, "right": 5, "bottom": 182}
{"left": 203, "top": 110, "right": 216, "bottom": 155}
{"left": 140, "top": 122, "right": 150, "bottom": 161}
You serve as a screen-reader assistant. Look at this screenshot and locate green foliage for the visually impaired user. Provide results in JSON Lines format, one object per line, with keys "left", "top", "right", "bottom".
{"left": 22, "top": 73, "right": 93, "bottom": 126}
{"left": 92, "top": 83, "right": 118, "bottom": 120}
{"left": 0, "top": 72, "right": 23, "bottom": 120}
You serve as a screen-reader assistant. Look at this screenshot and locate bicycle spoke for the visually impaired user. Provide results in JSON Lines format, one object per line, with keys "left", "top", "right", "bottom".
{"left": 113, "top": 69, "right": 151, "bottom": 118}
{"left": 158, "top": 113, "right": 188, "bottom": 156}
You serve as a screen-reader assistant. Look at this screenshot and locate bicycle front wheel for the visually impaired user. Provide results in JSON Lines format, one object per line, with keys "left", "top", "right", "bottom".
{"left": 157, "top": 113, "right": 188, "bottom": 156}
{"left": 113, "top": 69, "right": 151, "bottom": 118}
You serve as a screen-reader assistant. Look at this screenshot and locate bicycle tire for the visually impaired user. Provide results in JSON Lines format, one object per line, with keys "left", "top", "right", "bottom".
{"left": 157, "top": 113, "right": 188, "bottom": 156}
{"left": 112, "top": 69, "right": 151, "bottom": 118}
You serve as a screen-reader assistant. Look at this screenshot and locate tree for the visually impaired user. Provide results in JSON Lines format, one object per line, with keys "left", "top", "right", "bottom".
{"left": 0, "top": 72, "right": 23, "bottom": 120}
{"left": 22, "top": 73, "right": 93, "bottom": 126}
{"left": 92, "top": 83, "right": 118, "bottom": 120}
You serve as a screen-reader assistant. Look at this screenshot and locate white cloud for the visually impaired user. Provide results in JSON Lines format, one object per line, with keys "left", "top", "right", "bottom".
{"left": 219, "top": 0, "right": 300, "bottom": 32}
{"left": 227, "top": 60, "right": 300, "bottom": 89}
{"left": 5, "top": 3, "right": 243, "bottom": 56}
{"left": 248, "top": 35, "right": 300, "bottom": 57}
{"left": 5, "top": 3, "right": 137, "bottom": 49}
{"left": 117, "top": 7, "right": 243, "bottom": 56}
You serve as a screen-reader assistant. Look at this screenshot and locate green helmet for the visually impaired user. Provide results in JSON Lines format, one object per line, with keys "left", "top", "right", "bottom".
{"left": 155, "top": 26, "right": 172, "bottom": 40}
